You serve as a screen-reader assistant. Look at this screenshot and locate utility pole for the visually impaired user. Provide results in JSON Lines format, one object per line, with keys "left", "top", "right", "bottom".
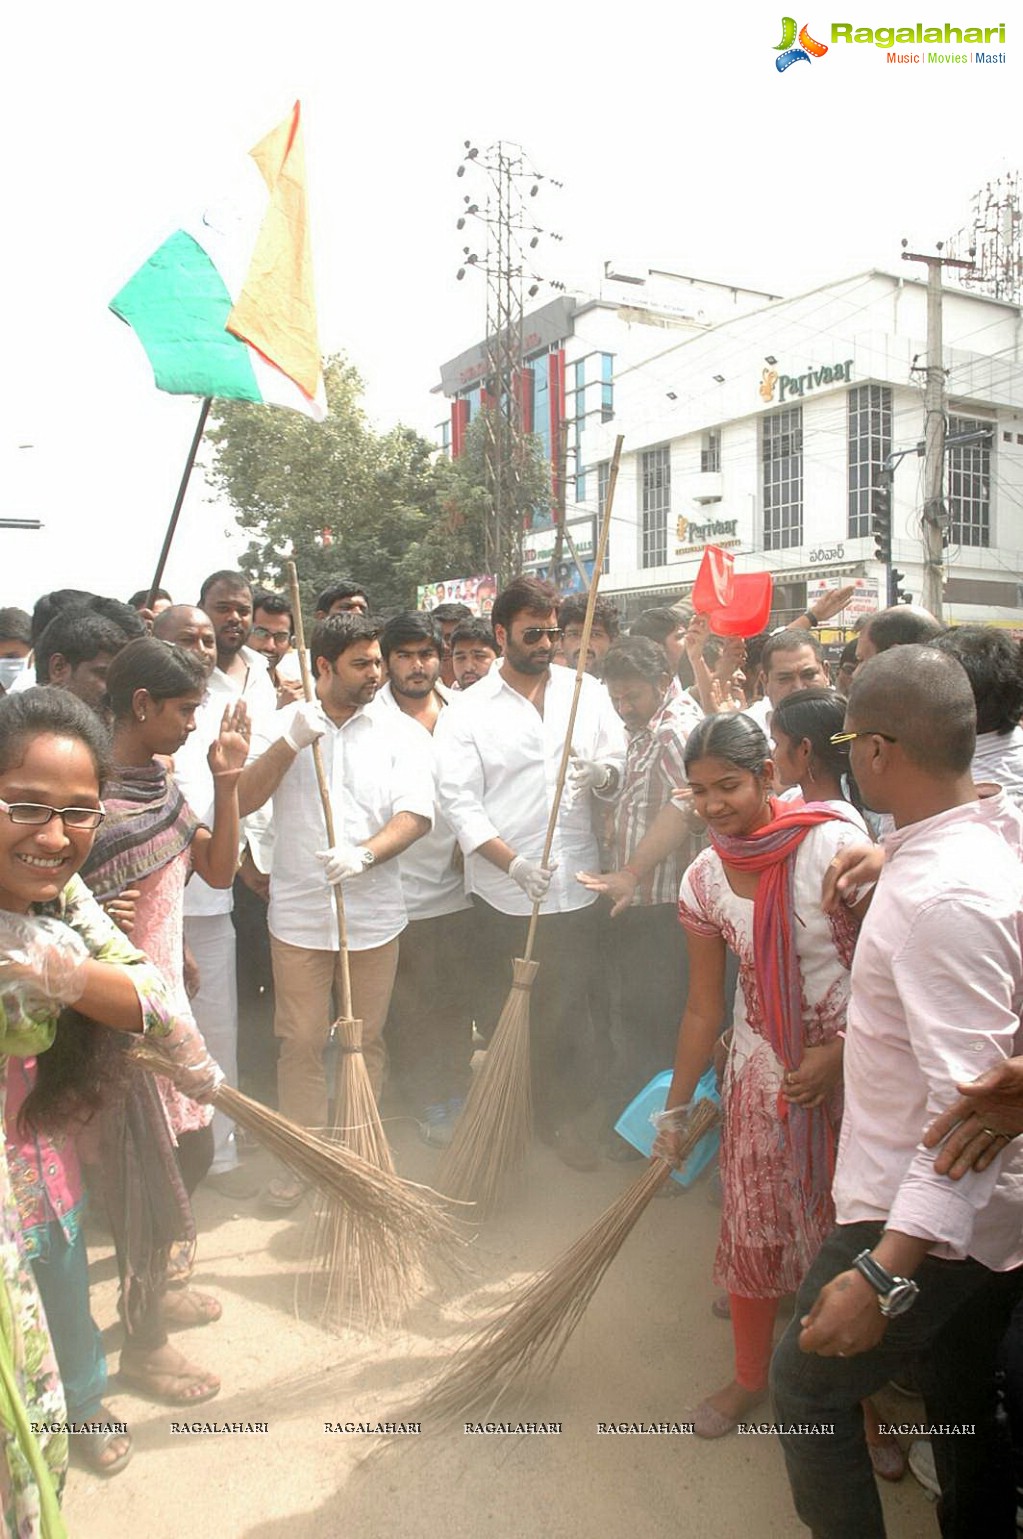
{"left": 900, "top": 242, "right": 975, "bottom": 618}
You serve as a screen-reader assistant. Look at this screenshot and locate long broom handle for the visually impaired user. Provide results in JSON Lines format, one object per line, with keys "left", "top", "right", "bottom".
{"left": 285, "top": 560, "right": 353, "bottom": 1021}
{"left": 523, "top": 433, "right": 624, "bottom": 962}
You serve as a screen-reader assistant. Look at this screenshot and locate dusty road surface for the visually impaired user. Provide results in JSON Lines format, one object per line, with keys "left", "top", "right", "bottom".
{"left": 64, "top": 1117, "right": 939, "bottom": 1539}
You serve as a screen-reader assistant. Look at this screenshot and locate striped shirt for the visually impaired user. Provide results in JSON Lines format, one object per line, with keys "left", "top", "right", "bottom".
{"left": 612, "top": 689, "right": 704, "bottom": 908}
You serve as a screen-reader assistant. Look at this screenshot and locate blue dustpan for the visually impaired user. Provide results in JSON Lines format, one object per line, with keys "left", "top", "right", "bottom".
{"left": 614, "top": 1066, "right": 721, "bottom": 1188}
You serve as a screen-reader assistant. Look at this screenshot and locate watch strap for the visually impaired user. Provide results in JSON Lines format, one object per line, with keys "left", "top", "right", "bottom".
{"left": 852, "top": 1249, "right": 897, "bottom": 1294}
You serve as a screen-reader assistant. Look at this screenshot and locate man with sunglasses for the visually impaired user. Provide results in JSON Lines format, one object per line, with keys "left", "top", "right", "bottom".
{"left": 436, "top": 576, "right": 626, "bottom": 1170}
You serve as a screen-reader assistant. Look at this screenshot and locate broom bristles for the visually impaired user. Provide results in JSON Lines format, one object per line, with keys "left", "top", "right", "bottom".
{"left": 394, "top": 1100, "right": 720, "bottom": 1431}
{"left": 130, "top": 1046, "right": 464, "bottom": 1258}
{"left": 308, "top": 1017, "right": 415, "bottom": 1331}
{"left": 436, "top": 956, "right": 538, "bottom": 1215}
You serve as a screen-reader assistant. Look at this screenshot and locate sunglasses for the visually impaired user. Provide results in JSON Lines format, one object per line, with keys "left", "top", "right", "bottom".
{"left": 0, "top": 798, "right": 106, "bottom": 830}
{"left": 520, "top": 626, "right": 563, "bottom": 645}
{"left": 829, "top": 730, "right": 897, "bottom": 746}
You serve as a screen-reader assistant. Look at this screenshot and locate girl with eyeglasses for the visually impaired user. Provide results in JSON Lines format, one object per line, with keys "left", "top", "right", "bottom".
{"left": 0, "top": 685, "right": 221, "bottom": 1531}
{"left": 652, "top": 713, "right": 900, "bottom": 1475}
{"left": 78, "top": 637, "right": 247, "bottom": 1410}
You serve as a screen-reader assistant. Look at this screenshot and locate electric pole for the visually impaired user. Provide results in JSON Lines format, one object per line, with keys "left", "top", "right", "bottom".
{"left": 900, "top": 242, "right": 975, "bottom": 618}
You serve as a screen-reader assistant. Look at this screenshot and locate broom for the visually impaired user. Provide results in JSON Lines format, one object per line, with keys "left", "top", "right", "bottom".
{"left": 284, "top": 562, "right": 422, "bottom": 1328}
{"left": 437, "top": 434, "right": 625, "bottom": 1216}
{"left": 130, "top": 1045, "right": 462, "bottom": 1256}
{"left": 391, "top": 1101, "right": 719, "bottom": 1433}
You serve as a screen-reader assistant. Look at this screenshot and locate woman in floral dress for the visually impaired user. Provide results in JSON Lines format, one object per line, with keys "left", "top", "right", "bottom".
{"left": 0, "top": 686, "right": 221, "bottom": 1537}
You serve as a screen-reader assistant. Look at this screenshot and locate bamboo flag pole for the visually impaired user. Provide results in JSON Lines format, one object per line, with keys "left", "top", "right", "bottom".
{"left": 437, "top": 435, "right": 625, "bottom": 1214}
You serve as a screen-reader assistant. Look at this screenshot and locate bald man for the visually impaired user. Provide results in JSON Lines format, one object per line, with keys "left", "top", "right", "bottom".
{"left": 152, "top": 604, "right": 217, "bottom": 678}
{"left": 771, "top": 646, "right": 1023, "bottom": 1539}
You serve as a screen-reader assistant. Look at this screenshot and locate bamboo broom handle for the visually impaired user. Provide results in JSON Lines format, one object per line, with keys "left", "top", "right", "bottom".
{"left": 285, "top": 561, "right": 354, "bottom": 1021}
{"left": 523, "top": 433, "right": 624, "bottom": 962}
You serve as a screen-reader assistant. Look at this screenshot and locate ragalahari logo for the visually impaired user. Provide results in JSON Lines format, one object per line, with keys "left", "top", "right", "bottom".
{"left": 775, "top": 17, "right": 828, "bottom": 70}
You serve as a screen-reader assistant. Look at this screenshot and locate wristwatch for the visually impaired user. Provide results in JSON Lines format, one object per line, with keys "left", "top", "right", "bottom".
{"left": 803, "top": 610, "right": 820, "bottom": 628}
{"left": 360, "top": 847, "right": 376, "bottom": 870}
{"left": 851, "top": 1250, "right": 920, "bottom": 1317}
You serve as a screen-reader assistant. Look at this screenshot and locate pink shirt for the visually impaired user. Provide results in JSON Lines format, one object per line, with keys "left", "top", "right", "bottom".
{"left": 833, "top": 801, "right": 1023, "bottom": 1270}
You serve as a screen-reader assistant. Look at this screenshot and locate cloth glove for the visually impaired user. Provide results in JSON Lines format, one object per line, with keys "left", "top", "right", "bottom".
{"left": 282, "top": 701, "right": 327, "bottom": 753}
{"left": 315, "top": 843, "right": 369, "bottom": 885}
{"left": 565, "top": 757, "right": 616, "bottom": 807}
{"left": 0, "top": 913, "right": 91, "bottom": 1008}
{"left": 146, "top": 1015, "right": 225, "bottom": 1104}
{"left": 651, "top": 1102, "right": 695, "bottom": 1167}
{"left": 508, "top": 855, "right": 555, "bottom": 903}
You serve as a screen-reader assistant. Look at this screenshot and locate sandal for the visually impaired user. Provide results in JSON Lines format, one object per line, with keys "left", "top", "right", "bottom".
{"left": 868, "top": 1436, "right": 908, "bottom": 1482}
{"left": 262, "top": 1174, "right": 307, "bottom": 1210}
{"left": 70, "top": 1408, "right": 132, "bottom": 1478}
{"left": 119, "top": 1344, "right": 220, "bottom": 1405}
{"left": 163, "top": 1287, "right": 223, "bottom": 1328}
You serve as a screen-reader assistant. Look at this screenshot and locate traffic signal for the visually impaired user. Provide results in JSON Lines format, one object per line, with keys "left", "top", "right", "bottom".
{"left": 872, "top": 484, "right": 892, "bottom": 564}
{"left": 890, "top": 569, "right": 912, "bottom": 604}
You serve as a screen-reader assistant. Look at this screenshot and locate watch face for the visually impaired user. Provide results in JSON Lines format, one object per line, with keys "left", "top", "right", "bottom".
{"left": 880, "top": 1281, "right": 919, "bottom": 1318}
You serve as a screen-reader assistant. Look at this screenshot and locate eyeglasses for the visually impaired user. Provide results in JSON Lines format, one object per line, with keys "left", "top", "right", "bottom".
{"left": 829, "top": 730, "right": 897, "bottom": 746}
{"left": 250, "top": 626, "right": 293, "bottom": 643}
{"left": 0, "top": 799, "right": 105, "bottom": 830}
{"left": 520, "top": 627, "right": 563, "bottom": 645}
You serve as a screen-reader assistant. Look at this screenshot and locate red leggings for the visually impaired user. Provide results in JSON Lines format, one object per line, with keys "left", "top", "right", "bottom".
{"left": 730, "top": 1293, "right": 781, "bottom": 1392}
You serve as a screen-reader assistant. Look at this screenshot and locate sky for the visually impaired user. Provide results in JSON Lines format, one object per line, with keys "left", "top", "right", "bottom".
{"left": 3, "top": 1, "right": 1019, "bottom": 612}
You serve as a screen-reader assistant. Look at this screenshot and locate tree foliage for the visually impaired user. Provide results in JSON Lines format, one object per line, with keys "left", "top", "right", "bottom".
{"left": 206, "top": 354, "right": 552, "bottom": 612}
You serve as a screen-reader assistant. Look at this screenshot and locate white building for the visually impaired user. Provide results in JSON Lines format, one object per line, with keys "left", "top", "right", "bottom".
{"left": 436, "top": 264, "right": 1023, "bottom": 628}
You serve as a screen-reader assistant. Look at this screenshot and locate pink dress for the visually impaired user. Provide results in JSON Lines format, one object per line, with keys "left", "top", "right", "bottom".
{"left": 132, "top": 850, "right": 213, "bottom": 1136}
{"left": 678, "top": 815, "right": 863, "bottom": 1298}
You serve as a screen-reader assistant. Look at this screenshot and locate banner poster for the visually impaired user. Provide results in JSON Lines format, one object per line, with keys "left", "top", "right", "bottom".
{"left": 417, "top": 574, "right": 498, "bottom": 617}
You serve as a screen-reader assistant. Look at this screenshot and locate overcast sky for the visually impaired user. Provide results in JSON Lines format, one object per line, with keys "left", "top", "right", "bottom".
{"left": 3, "top": 1, "right": 1018, "bottom": 610}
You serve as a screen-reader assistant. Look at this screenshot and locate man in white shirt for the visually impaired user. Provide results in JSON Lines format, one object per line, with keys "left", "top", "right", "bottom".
{"left": 238, "top": 613, "right": 432, "bottom": 1207}
{"left": 770, "top": 645, "right": 1023, "bottom": 1539}
{"left": 372, "top": 613, "right": 474, "bottom": 1146}
{"left": 435, "top": 576, "right": 626, "bottom": 1169}
{"left": 156, "top": 592, "right": 276, "bottom": 1196}
{"left": 744, "top": 628, "right": 829, "bottom": 742}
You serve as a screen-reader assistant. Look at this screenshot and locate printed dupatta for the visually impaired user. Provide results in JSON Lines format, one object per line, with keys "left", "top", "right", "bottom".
{"left": 80, "top": 762, "right": 201, "bottom": 901}
{"left": 710, "top": 798, "right": 854, "bottom": 1217}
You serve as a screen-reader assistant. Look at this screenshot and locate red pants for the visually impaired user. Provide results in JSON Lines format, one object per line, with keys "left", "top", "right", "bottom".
{"left": 731, "top": 1293, "right": 781, "bottom": 1391}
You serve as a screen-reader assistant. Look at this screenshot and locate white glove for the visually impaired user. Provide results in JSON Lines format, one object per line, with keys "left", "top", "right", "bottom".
{"left": 146, "top": 1014, "right": 225, "bottom": 1104}
{"left": 315, "top": 843, "right": 370, "bottom": 885}
{"left": 508, "top": 855, "right": 555, "bottom": 902}
{"left": 565, "top": 757, "right": 616, "bottom": 807}
{"left": 283, "top": 701, "right": 327, "bottom": 753}
{"left": 0, "top": 914, "right": 91, "bottom": 1008}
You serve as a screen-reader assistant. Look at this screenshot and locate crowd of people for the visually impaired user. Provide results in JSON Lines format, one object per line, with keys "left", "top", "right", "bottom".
{"left": 1, "top": 566, "right": 1023, "bottom": 1538}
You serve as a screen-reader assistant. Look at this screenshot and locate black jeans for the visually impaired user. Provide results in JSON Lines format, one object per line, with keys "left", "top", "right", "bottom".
{"left": 385, "top": 907, "right": 475, "bottom": 1110}
{"left": 770, "top": 1220, "right": 1023, "bottom": 1538}
{"left": 470, "top": 898, "right": 599, "bottom": 1133}
{"left": 604, "top": 902, "right": 689, "bottom": 1121}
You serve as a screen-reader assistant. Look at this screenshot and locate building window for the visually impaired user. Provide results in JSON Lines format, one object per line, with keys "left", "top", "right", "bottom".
{"left": 574, "top": 360, "right": 586, "bottom": 500}
{"left": 700, "top": 430, "right": 720, "bottom": 474}
{"left": 597, "top": 460, "right": 610, "bottom": 573}
{"left": 762, "top": 406, "right": 803, "bottom": 550}
{"left": 640, "top": 446, "right": 670, "bottom": 568}
{"left": 847, "top": 384, "right": 892, "bottom": 538}
{"left": 947, "top": 414, "right": 992, "bottom": 547}
{"left": 600, "top": 353, "right": 614, "bottom": 422}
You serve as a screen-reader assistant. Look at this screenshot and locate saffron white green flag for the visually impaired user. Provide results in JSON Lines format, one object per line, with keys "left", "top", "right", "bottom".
{"left": 111, "top": 102, "right": 327, "bottom": 420}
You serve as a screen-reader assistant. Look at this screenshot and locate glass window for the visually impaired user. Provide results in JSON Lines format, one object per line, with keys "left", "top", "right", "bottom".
{"left": 700, "top": 430, "right": 720, "bottom": 474}
{"left": 597, "top": 461, "right": 610, "bottom": 573}
{"left": 762, "top": 406, "right": 803, "bottom": 551}
{"left": 847, "top": 385, "right": 892, "bottom": 538}
{"left": 600, "top": 353, "right": 614, "bottom": 423}
{"left": 947, "top": 414, "right": 992, "bottom": 547}
{"left": 640, "top": 446, "right": 670, "bottom": 568}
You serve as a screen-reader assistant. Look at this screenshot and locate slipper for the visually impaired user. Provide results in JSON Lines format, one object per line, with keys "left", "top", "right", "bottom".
{"left": 70, "top": 1409, "right": 132, "bottom": 1478}
{"left": 119, "top": 1346, "right": 220, "bottom": 1406}
{"left": 711, "top": 1293, "right": 732, "bottom": 1320}
{"left": 262, "top": 1175, "right": 307, "bottom": 1211}
{"left": 163, "top": 1287, "right": 223, "bottom": 1328}
{"left": 868, "top": 1438, "right": 908, "bottom": 1482}
{"left": 693, "top": 1389, "right": 767, "bottom": 1439}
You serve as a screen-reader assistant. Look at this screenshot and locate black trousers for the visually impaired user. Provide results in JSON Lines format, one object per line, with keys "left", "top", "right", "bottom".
{"left": 385, "top": 907, "right": 476, "bottom": 1110}
{"left": 604, "top": 902, "right": 689, "bottom": 1121}
{"left": 471, "top": 898, "right": 599, "bottom": 1133}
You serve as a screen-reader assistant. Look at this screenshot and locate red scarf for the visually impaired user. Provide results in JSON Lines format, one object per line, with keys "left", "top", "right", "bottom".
{"left": 711, "top": 798, "right": 851, "bottom": 1214}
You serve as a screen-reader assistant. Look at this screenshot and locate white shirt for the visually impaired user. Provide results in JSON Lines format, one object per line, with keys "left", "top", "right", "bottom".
{"left": 833, "top": 801, "right": 1023, "bottom": 1271}
{"left": 974, "top": 726, "right": 1023, "bottom": 809}
{"left": 177, "top": 647, "right": 276, "bottom": 917}
{"left": 370, "top": 682, "right": 469, "bottom": 922}
{"left": 435, "top": 660, "right": 627, "bottom": 917}
{"left": 250, "top": 698, "right": 434, "bottom": 951}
